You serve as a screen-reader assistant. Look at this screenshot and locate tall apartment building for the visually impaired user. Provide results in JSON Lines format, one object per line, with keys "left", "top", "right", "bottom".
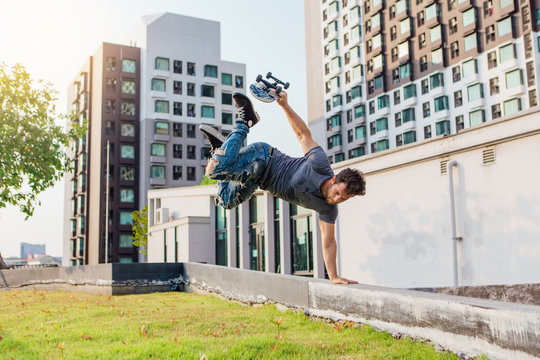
{"left": 305, "top": 0, "right": 539, "bottom": 163}
{"left": 63, "top": 13, "right": 246, "bottom": 266}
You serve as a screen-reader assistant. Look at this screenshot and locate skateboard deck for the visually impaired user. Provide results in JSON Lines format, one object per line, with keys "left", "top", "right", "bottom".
{"left": 250, "top": 83, "right": 276, "bottom": 103}
{"left": 249, "top": 72, "right": 290, "bottom": 103}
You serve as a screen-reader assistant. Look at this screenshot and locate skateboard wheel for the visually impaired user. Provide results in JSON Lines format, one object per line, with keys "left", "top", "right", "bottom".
{"left": 284, "top": 82, "right": 290, "bottom": 89}
{"left": 256, "top": 74, "right": 262, "bottom": 82}
{"left": 276, "top": 86, "right": 282, "bottom": 94}
{"left": 266, "top": 72, "right": 272, "bottom": 79}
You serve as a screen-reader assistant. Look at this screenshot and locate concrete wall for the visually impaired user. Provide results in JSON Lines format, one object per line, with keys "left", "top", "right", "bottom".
{"left": 334, "top": 107, "right": 540, "bottom": 288}
{"left": 2, "top": 263, "right": 539, "bottom": 359}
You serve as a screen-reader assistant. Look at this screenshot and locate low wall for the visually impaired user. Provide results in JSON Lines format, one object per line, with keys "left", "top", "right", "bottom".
{"left": 2, "top": 263, "right": 539, "bottom": 360}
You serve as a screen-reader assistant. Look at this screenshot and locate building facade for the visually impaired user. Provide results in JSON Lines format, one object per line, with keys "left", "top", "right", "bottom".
{"left": 146, "top": 108, "right": 540, "bottom": 288}
{"left": 63, "top": 13, "right": 246, "bottom": 266}
{"left": 20, "top": 242, "right": 46, "bottom": 258}
{"left": 305, "top": 0, "right": 540, "bottom": 164}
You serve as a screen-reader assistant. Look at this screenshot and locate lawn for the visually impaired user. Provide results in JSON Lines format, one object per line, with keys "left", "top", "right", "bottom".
{"left": 0, "top": 289, "right": 466, "bottom": 359}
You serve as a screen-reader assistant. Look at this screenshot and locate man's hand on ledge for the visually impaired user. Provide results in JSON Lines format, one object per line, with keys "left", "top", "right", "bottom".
{"left": 330, "top": 276, "right": 359, "bottom": 285}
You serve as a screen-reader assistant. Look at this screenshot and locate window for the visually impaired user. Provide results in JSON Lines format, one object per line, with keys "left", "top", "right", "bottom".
{"left": 463, "top": 7, "right": 476, "bottom": 27}
{"left": 105, "top": 121, "right": 115, "bottom": 136}
{"left": 106, "top": 57, "right": 116, "bottom": 71}
{"left": 463, "top": 33, "right": 476, "bottom": 52}
{"left": 187, "top": 83, "right": 195, "bottom": 96}
{"left": 423, "top": 102, "right": 431, "bottom": 117}
{"left": 376, "top": 117, "right": 388, "bottom": 131}
{"left": 391, "top": 26, "right": 397, "bottom": 40}
{"left": 122, "top": 80, "right": 136, "bottom": 94}
{"left": 222, "top": 112, "right": 233, "bottom": 124}
{"left": 394, "top": 90, "right": 401, "bottom": 105}
{"left": 333, "top": 94, "right": 343, "bottom": 107}
{"left": 173, "top": 144, "right": 182, "bottom": 159}
{"left": 121, "top": 101, "right": 135, "bottom": 116}
{"left": 335, "top": 153, "right": 345, "bottom": 163}
{"left": 417, "top": 10, "right": 425, "bottom": 26}
{"left": 120, "top": 189, "right": 134, "bottom": 203}
{"left": 187, "top": 104, "right": 195, "bottom": 117}
{"left": 173, "top": 123, "right": 182, "bottom": 137}
{"left": 398, "top": 41, "right": 409, "bottom": 58}
{"left": 487, "top": 51, "right": 497, "bottom": 69}
{"left": 204, "top": 65, "right": 218, "bottom": 78}
{"left": 400, "top": 63, "right": 411, "bottom": 79}
{"left": 432, "top": 48, "right": 443, "bottom": 65}
{"left": 505, "top": 69, "right": 523, "bottom": 88}
{"left": 222, "top": 92, "right": 233, "bottom": 105}
{"left": 425, "top": 3, "right": 438, "bottom": 21}
{"left": 349, "top": 147, "right": 365, "bottom": 158}
{"left": 327, "top": 134, "right": 342, "bottom": 149}
{"left": 403, "top": 84, "right": 416, "bottom": 99}
{"left": 424, "top": 125, "right": 432, "bottom": 139}
{"left": 120, "top": 234, "right": 133, "bottom": 248}
{"left": 187, "top": 62, "right": 196, "bottom": 75}
{"left": 400, "top": 18, "right": 410, "bottom": 34}
{"left": 187, "top": 124, "right": 196, "bottom": 138}
{"left": 173, "top": 166, "right": 182, "bottom": 180}
{"left": 450, "top": 42, "right": 459, "bottom": 59}
{"left": 222, "top": 73, "right": 232, "bottom": 86}
{"left": 151, "top": 165, "right": 165, "bottom": 179}
{"left": 490, "top": 77, "right": 499, "bottom": 95}
{"left": 462, "top": 59, "right": 477, "bottom": 78}
{"left": 187, "top": 145, "right": 196, "bottom": 160}
{"left": 395, "top": 112, "right": 402, "bottom": 127}
{"left": 430, "top": 25, "right": 441, "bottom": 42}
{"left": 201, "top": 147, "right": 212, "bottom": 160}
{"left": 121, "top": 123, "right": 135, "bottom": 137}
{"left": 403, "top": 108, "right": 415, "bottom": 122}
{"left": 376, "top": 139, "right": 389, "bottom": 152}
{"left": 151, "top": 143, "right": 165, "bottom": 157}
{"left": 122, "top": 59, "right": 136, "bottom": 73}
{"left": 105, "top": 99, "right": 115, "bottom": 114}
{"left": 469, "top": 109, "right": 485, "bottom": 126}
{"left": 449, "top": 17, "right": 458, "bottom": 34}
{"left": 201, "top": 105, "right": 215, "bottom": 118}
{"left": 499, "top": 43, "right": 516, "bottom": 63}
{"left": 354, "top": 104, "right": 365, "bottom": 118}
{"left": 497, "top": 17, "right": 512, "bottom": 37}
{"left": 396, "top": 134, "right": 403, "bottom": 147}
{"left": 377, "top": 95, "right": 389, "bottom": 109}
{"left": 355, "top": 125, "right": 366, "bottom": 139}
{"left": 235, "top": 76, "right": 244, "bottom": 88}
{"left": 503, "top": 98, "right": 521, "bottom": 115}
{"left": 155, "top": 57, "right": 169, "bottom": 71}
{"left": 120, "top": 211, "right": 133, "bottom": 226}
{"left": 434, "top": 96, "right": 449, "bottom": 112}
{"left": 201, "top": 85, "right": 214, "bottom": 98}
{"left": 492, "top": 103, "right": 502, "bottom": 119}
{"left": 430, "top": 73, "right": 444, "bottom": 89}
{"left": 486, "top": 25, "right": 496, "bottom": 43}
{"left": 152, "top": 78, "right": 166, "bottom": 92}
{"left": 452, "top": 66, "right": 461, "bottom": 83}
{"left": 529, "top": 89, "right": 538, "bottom": 107}
{"left": 173, "top": 81, "right": 182, "bottom": 95}
{"left": 467, "top": 83, "right": 484, "bottom": 101}
{"left": 187, "top": 167, "right": 196, "bottom": 181}
{"left": 155, "top": 100, "right": 169, "bottom": 114}
{"left": 435, "top": 120, "right": 450, "bottom": 136}
{"left": 327, "top": 114, "right": 341, "bottom": 130}
{"left": 454, "top": 90, "right": 463, "bottom": 107}
{"left": 456, "top": 115, "right": 465, "bottom": 131}
{"left": 421, "top": 79, "right": 429, "bottom": 94}
{"left": 121, "top": 145, "right": 135, "bottom": 159}
{"left": 106, "top": 78, "right": 117, "bottom": 92}
{"left": 120, "top": 166, "right": 135, "bottom": 181}
{"left": 403, "top": 130, "right": 416, "bottom": 144}
{"left": 173, "top": 102, "right": 182, "bottom": 116}
{"left": 420, "top": 56, "right": 428, "bottom": 72}
{"left": 154, "top": 121, "right": 169, "bottom": 135}
{"left": 173, "top": 60, "right": 182, "bottom": 74}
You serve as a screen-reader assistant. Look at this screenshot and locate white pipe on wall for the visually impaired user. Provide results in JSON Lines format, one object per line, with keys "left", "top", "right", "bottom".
{"left": 447, "top": 159, "right": 463, "bottom": 287}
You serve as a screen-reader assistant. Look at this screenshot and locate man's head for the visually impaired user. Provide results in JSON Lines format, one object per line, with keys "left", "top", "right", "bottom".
{"left": 324, "top": 168, "right": 366, "bottom": 205}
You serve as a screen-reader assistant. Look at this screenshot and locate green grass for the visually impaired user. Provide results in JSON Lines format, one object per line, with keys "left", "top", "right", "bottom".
{"left": 0, "top": 289, "right": 467, "bottom": 359}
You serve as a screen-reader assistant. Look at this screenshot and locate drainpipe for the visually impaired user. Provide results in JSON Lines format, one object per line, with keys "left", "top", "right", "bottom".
{"left": 447, "top": 160, "right": 463, "bottom": 287}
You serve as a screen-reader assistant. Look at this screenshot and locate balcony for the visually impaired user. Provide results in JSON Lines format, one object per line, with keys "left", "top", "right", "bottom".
{"left": 402, "top": 96, "right": 417, "bottom": 107}
{"left": 468, "top": 97, "right": 485, "bottom": 110}
{"left": 154, "top": 134, "right": 170, "bottom": 142}
{"left": 430, "top": 86, "right": 445, "bottom": 98}
{"left": 150, "top": 178, "right": 166, "bottom": 186}
{"left": 376, "top": 106, "right": 391, "bottom": 116}
{"left": 402, "top": 120, "right": 416, "bottom": 131}
{"left": 153, "top": 70, "right": 169, "bottom": 78}
{"left": 150, "top": 156, "right": 166, "bottom": 164}
{"left": 505, "top": 84, "right": 526, "bottom": 97}
{"left": 463, "top": 73, "right": 480, "bottom": 86}
{"left": 500, "top": 58, "right": 519, "bottom": 72}
{"left": 150, "top": 90, "right": 167, "bottom": 99}
{"left": 434, "top": 109, "right": 450, "bottom": 120}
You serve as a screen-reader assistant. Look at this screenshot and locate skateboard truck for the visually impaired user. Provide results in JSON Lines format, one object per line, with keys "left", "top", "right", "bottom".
{"left": 250, "top": 72, "right": 291, "bottom": 103}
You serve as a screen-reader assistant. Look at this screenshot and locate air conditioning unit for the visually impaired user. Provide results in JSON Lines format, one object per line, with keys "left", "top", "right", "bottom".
{"left": 156, "top": 208, "right": 169, "bottom": 224}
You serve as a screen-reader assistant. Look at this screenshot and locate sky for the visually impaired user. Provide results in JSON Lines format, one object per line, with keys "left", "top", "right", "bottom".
{"left": 0, "top": 0, "right": 308, "bottom": 257}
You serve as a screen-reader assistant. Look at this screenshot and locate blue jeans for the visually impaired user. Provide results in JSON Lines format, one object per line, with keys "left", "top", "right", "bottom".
{"left": 207, "top": 120, "right": 272, "bottom": 209}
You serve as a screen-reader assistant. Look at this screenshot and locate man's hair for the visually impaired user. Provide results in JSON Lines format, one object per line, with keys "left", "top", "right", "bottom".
{"left": 335, "top": 168, "right": 366, "bottom": 196}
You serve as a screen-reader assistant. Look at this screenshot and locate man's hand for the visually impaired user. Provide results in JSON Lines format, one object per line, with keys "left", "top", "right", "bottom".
{"left": 330, "top": 277, "right": 359, "bottom": 285}
{"left": 270, "top": 89, "right": 288, "bottom": 107}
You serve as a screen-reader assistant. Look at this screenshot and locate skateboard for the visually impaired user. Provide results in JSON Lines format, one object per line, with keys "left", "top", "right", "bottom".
{"left": 249, "top": 72, "right": 290, "bottom": 103}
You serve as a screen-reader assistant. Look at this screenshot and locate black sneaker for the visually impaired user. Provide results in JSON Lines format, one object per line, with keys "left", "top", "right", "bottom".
{"left": 199, "top": 124, "right": 226, "bottom": 154}
{"left": 233, "top": 92, "right": 260, "bottom": 128}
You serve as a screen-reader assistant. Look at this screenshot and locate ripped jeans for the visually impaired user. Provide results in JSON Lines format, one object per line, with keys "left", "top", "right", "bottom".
{"left": 206, "top": 120, "right": 272, "bottom": 209}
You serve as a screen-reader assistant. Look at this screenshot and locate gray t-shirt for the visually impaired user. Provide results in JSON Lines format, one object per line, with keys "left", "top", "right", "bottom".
{"left": 260, "top": 146, "right": 338, "bottom": 223}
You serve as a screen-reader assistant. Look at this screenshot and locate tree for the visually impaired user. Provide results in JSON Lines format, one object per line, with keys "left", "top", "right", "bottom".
{"left": 0, "top": 63, "right": 85, "bottom": 218}
{"left": 132, "top": 205, "right": 148, "bottom": 254}
{"left": 200, "top": 175, "right": 217, "bottom": 185}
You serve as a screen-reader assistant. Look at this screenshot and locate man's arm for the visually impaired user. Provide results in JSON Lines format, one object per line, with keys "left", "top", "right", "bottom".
{"left": 274, "top": 91, "right": 319, "bottom": 154}
{"left": 319, "top": 220, "right": 358, "bottom": 284}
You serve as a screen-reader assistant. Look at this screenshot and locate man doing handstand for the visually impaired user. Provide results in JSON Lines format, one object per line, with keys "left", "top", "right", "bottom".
{"left": 200, "top": 91, "right": 366, "bottom": 284}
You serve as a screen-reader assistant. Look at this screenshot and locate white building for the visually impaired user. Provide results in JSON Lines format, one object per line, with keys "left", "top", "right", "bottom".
{"left": 146, "top": 108, "right": 540, "bottom": 288}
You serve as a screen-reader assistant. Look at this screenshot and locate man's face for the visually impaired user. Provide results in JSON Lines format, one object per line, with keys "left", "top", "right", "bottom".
{"left": 325, "top": 180, "right": 354, "bottom": 205}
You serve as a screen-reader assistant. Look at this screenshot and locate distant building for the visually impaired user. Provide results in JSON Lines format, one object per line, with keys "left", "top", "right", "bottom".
{"left": 304, "top": 0, "right": 539, "bottom": 163}
{"left": 63, "top": 13, "right": 245, "bottom": 266}
{"left": 20, "top": 242, "right": 45, "bottom": 258}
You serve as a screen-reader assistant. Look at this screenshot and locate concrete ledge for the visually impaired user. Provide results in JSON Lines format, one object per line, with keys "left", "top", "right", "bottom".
{"left": 2, "top": 263, "right": 539, "bottom": 359}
